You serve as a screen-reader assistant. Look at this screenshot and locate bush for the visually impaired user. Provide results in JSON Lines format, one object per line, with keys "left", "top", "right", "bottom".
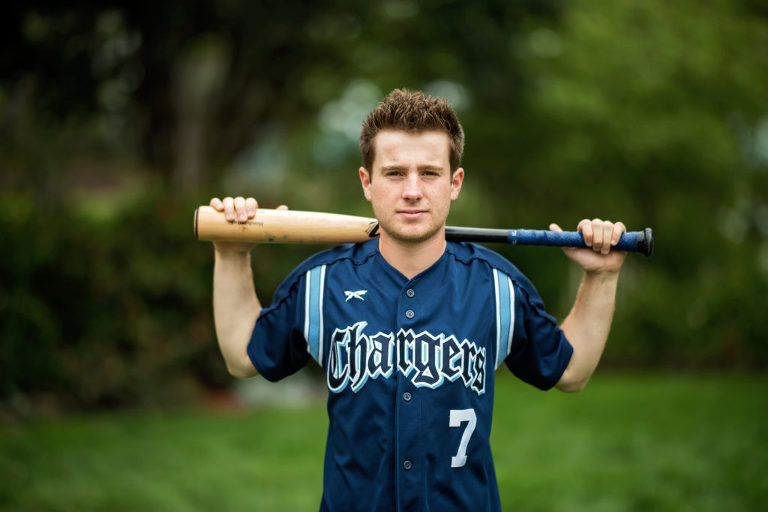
{"left": 1, "top": 192, "right": 223, "bottom": 412}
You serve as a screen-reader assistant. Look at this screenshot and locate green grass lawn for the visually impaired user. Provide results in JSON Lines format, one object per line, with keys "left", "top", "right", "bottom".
{"left": 1, "top": 372, "right": 766, "bottom": 511}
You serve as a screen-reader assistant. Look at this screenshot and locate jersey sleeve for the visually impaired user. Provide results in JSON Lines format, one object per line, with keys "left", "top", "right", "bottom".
{"left": 247, "top": 265, "right": 318, "bottom": 382}
{"left": 494, "top": 268, "right": 573, "bottom": 390}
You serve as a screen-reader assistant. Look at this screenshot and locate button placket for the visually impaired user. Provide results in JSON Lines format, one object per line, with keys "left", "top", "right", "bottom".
{"left": 396, "top": 281, "right": 421, "bottom": 499}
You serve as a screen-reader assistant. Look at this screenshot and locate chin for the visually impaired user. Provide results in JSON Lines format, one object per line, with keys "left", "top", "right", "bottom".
{"left": 387, "top": 225, "right": 443, "bottom": 244}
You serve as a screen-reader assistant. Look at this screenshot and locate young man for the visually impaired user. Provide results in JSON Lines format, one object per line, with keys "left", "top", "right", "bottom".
{"left": 209, "top": 89, "right": 627, "bottom": 511}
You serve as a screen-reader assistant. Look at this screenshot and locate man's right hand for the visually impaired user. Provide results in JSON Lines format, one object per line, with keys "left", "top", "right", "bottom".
{"left": 209, "top": 197, "right": 288, "bottom": 253}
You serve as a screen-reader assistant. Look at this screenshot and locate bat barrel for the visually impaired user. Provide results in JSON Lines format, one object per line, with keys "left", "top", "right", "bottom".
{"left": 194, "top": 206, "right": 379, "bottom": 244}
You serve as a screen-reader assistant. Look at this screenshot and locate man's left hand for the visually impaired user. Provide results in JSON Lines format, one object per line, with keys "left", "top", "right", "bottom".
{"left": 550, "top": 219, "right": 628, "bottom": 274}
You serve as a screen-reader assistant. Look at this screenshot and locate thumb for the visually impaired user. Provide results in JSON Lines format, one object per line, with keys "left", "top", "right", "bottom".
{"left": 549, "top": 223, "right": 563, "bottom": 232}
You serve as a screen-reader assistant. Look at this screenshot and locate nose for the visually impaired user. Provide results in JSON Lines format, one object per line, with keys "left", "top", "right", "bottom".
{"left": 402, "top": 173, "right": 423, "bottom": 200}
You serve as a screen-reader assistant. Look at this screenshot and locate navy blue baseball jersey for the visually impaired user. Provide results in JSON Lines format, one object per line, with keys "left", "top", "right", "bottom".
{"left": 247, "top": 238, "right": 573, "bottom": 511}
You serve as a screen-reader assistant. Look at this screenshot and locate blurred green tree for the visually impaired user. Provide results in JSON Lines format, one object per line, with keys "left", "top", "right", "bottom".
{"left": 2, "top": 0, "right": 767, "bottom": 415}
{"left": 1, "top": 1, "right": 560, "bottom": 192}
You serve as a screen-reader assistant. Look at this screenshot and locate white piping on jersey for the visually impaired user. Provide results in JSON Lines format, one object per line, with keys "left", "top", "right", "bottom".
{"left": 318, "top": 265, "right": 326, "bottom": 363}
{"left": 493, "top": 269, "right": 515, "bottom": 369}
{"left": 304, "top": 265, "right": 326, "bottom": 363}
{"left": 493, "top": 270, "right": 500, "bottom": 369}
{"left": 506, "top": 274, "right": 515, "bottom": 362}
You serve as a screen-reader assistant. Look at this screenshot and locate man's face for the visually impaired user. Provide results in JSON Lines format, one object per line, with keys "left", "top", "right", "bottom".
{"left": 359, "top": 129, "right": 464, "bottom": 244}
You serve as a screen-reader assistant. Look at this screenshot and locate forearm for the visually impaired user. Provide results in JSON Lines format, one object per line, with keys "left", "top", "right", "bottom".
{"left": 556, "top": 270, "right": 619, "bottom": 392}
{"left": 213, "top": 249, "right": 261, "bottom": 378}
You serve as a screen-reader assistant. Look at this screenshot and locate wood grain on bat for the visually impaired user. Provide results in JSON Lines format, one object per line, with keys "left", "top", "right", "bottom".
{"left": 195, "top": 206, "right": 379, "bottom": 244}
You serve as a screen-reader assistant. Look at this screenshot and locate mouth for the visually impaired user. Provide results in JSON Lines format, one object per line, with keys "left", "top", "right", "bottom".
{"left": 397, "top": 209, "right": 428, "bottom": 220}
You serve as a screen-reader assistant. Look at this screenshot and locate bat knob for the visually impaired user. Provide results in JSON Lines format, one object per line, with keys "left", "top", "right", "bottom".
{"left": 637, "top": 227, "right": 653, "bottom": 257}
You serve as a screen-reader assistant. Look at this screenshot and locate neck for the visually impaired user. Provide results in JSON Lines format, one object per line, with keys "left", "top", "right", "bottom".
{"left": 378, "top": 229, "right": 447, "bottom": 280}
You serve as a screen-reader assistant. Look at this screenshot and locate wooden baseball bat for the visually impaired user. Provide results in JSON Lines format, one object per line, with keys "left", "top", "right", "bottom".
{"left": 193, "top": 206, "right": 653, "bottom": 256}
{"left": 195, "top": 206, "right": 380, "bottom": 244}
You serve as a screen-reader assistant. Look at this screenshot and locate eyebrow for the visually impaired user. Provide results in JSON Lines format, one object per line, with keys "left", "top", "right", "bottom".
{"left": 380, "top": 165, "right": 445, "bottom": 172}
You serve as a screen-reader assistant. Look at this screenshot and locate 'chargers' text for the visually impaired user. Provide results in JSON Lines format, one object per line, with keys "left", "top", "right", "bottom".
{"left": 326, "top": 322, "right": 486, "bottom": 395}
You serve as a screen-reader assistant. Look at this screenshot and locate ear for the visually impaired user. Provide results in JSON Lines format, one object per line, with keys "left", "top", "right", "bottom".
{"left": 450, "top": 168, "right": 464, "bottom": 201}
{"left": 359, "top": 166, "right": 372, "bottom": 201}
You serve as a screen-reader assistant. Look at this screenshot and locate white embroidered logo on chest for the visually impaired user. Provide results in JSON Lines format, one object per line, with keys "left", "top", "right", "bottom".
{"left": 344, "top": 290, "right": 367, "bottom": 302}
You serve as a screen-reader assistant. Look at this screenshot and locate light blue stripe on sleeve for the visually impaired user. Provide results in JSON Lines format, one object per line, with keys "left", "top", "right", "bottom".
{"left": 494, "top": 269, "right": 514, "bottom": 369}
{"left": 304, "top": 265, "right": 326, "bottom": 362}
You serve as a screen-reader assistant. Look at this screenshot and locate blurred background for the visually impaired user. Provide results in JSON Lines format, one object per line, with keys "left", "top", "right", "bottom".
{"left": 1, "top": 0, "right": 767, "bottom": 510}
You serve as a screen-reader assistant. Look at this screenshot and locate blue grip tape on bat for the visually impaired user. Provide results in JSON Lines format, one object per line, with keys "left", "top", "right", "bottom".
{"left": 445, "top": 226, "right": 653, "bottom": 257}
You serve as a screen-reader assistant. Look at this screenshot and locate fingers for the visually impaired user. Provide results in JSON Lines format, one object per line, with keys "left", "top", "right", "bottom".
{"left": 612, "top": 222, "right": 626, "bottom": 246}
{"left": 245, "top": 197, "right": 257, "bottom": 218}
{"left": 209, "top": 197, "right": 259, "bottom": 222}
{"left": 578, "top": 219, "right": 594, "bottom": 247}
{"left": 223, "top": 197, "right": 236, "bottom": 221}
{"left": 594, "top": 220, "right": 607, "bottom": 252}
{"left": 577, "top": 218, "right": 626, "bottom": 254}
{"left": 233, "top": 196, "right": 248, "bottom": 222}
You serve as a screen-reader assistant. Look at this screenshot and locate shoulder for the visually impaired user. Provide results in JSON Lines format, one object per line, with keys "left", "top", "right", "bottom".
{"left": 293, "top": 238, "right": 378, "bottom": 273}
{"left": 275, "top": 239, "right": 379, "bottom": 292}
{"left": 445, "top": 241, "right": 525, "bottom": 279}
{"left": 445, "top": 242, "right": 540, "bottom": 298}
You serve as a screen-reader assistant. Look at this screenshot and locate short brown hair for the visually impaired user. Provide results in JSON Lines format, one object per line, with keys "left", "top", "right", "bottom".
{"left": 360, "top": 89, "right": 465, "bottom": 172}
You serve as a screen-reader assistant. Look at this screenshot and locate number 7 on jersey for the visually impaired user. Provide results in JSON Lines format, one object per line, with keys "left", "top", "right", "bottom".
{"left": 450, "top": 409, "right": 477, "bottom": 468}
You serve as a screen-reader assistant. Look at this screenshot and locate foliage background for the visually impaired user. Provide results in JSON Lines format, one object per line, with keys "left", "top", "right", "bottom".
{"left": 2, "top": 0, "right": 768, "bottom": 415}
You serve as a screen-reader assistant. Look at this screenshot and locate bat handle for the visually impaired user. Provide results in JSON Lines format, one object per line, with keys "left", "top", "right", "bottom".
{"left": 508, "top": 228, "right": 653, "bottom": 257}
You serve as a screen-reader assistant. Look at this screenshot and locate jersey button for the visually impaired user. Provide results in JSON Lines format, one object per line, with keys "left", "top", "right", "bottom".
{"left": 406, "top": 288, "right": 415, "bottom": 298}
{"left": 403, "top": 391, "right": 412, "bottom": 402}
{"left": 405, "top": 309, "right": 415, "bottom": 319}
{"left": 403, "top": 460, "right": 413, "bottom": 470}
